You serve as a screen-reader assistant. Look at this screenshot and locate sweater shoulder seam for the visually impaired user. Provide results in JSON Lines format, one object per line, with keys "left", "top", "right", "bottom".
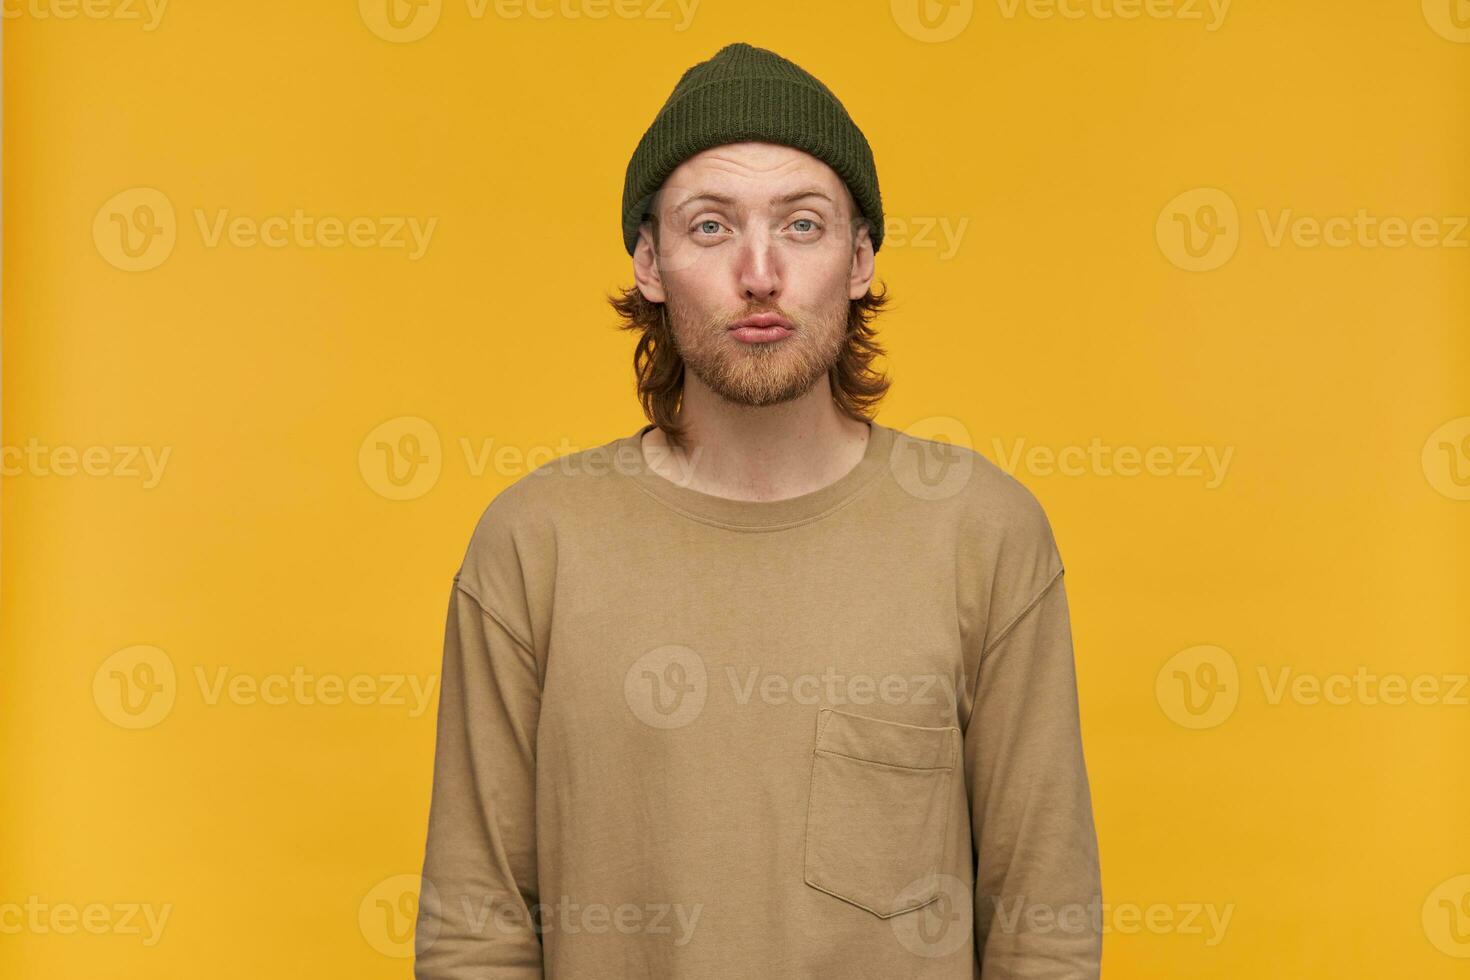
{"left": 978, "top": 564, "right": 1066, "bottom": 665}
{"left": 454, "top": 577, "right": 536, "bottom": 655}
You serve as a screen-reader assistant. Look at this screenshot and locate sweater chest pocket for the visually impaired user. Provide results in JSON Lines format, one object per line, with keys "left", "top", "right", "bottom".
{"left": 802, "top": 707, "right": 960, "bottom": 919}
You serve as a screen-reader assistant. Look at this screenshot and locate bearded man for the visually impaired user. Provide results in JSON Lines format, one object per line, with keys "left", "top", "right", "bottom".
{"left": 415, "top": 40, "right": 1103, "bottom": 980}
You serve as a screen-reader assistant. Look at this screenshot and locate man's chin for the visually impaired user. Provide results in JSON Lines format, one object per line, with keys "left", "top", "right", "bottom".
{"left": 699, "top": 361, "right": 829, "bottom": 408}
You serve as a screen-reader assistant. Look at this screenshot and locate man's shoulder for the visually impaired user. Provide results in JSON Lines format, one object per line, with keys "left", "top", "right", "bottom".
{"left": 885, "top": 423, "right": 1057, "bottom": 552}
{"left": 886, "top": 423, "right": 1068, "bottom": 655}
{"left": 479, "top": 430, "right": 637, "bottom": 523}
{"left": 453, "top": 431, "right": 633, "bottom": 602}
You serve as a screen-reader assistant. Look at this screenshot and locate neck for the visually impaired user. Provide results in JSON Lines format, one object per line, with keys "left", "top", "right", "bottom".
{"left": 640, "top": 382, "right": 873, "bottom": 502}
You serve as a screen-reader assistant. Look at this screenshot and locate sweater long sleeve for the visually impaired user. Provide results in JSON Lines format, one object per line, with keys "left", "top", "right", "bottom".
{"left": 415, "top": 578, "right": 543, "bottom": 979}
{"left": 966, "top": 570, "right": 1103, "bottom": 979}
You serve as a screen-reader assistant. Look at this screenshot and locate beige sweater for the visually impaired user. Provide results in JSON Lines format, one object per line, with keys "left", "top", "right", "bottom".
{"left": 415, "top": 420, "right": 1103, "bottom": 979}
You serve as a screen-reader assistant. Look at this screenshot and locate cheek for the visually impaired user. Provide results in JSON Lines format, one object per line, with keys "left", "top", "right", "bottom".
{"left": 666, "top": 255, "right": 749, "bottom": 318}
{"left": 790, "top": 246, "right": 855, "bottom": 293}
{"left": 784, "top": 266, "right": 852, "bottom": 315}
{"left": 659, "top": 240, "right": 732, "bottom": 290}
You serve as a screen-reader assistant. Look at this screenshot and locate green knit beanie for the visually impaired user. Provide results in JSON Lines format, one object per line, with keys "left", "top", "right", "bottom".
{"left": 621, "top": 42, "right": 884, "bottom": 256}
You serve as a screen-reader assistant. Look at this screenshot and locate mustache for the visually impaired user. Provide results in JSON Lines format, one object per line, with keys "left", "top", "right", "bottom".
{"left": 711, "top": 307, "right": 798, "bottom": 330}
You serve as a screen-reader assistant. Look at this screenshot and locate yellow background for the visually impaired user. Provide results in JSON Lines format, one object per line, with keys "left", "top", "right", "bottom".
{"left": 4, "top": 0, "right": 1468, "bottom": 976}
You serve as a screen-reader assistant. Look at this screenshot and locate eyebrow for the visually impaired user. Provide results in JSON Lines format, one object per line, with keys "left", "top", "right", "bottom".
{"left": 671, "top": 188, "right": 835, "bottom": 215}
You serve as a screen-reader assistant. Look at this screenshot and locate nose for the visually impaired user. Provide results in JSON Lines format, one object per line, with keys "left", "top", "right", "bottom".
{"left": 736, "top": 226, "right": 781, "bottom": 303}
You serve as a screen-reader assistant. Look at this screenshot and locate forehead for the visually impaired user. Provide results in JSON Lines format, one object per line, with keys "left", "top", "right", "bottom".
{"left": 659, "top": 141, "right": 849, "bottom": 212}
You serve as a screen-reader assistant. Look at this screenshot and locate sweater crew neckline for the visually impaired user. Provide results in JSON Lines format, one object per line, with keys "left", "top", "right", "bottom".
{"left": 615, "top": 420, "right": 895, "bottom": 531}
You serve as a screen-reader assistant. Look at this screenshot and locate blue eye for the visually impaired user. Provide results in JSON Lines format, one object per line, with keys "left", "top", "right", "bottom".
{"left": 697, "top": 220, "right": 722, "bottom": 235}
{"left": 792, "top": 219, "right": 819, "bottom": 234}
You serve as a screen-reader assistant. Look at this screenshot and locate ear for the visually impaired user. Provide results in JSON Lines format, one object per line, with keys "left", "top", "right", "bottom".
{"left": 848, "top": 221, "right": 876, "bottom": 300}
{"left": 633, "top": 221, "right": 667, "bottom": 304}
